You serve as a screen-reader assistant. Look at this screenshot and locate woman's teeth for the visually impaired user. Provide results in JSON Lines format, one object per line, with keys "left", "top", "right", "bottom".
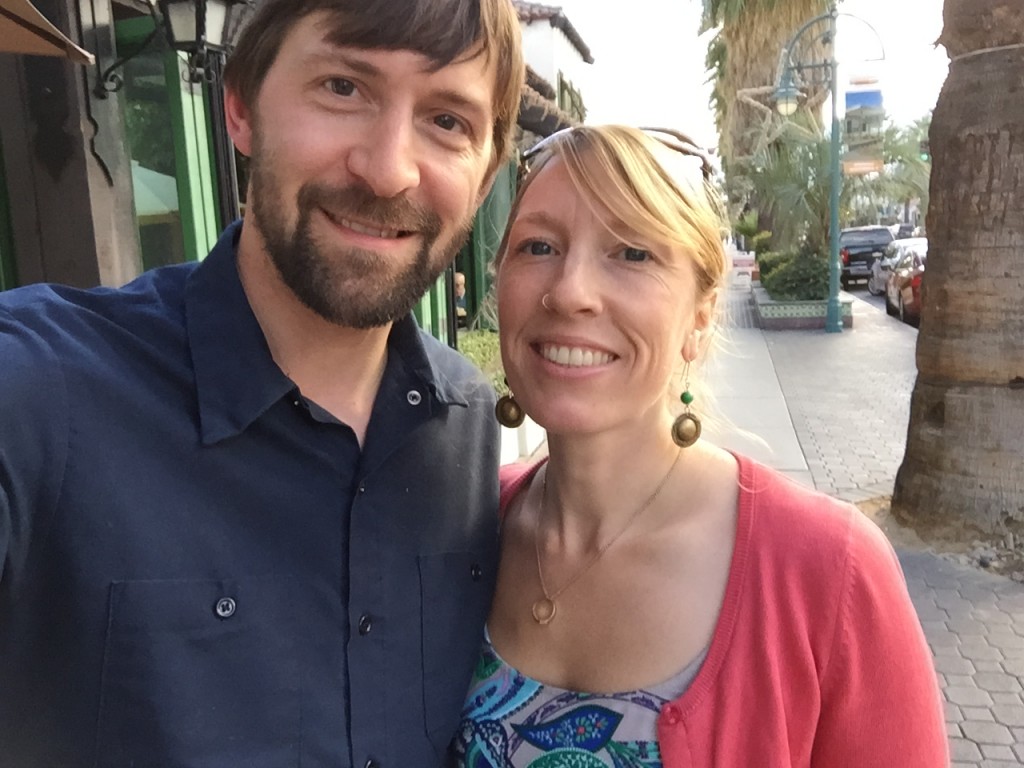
{"left": 541, "top": 345, "right": 613, "bottom": 367}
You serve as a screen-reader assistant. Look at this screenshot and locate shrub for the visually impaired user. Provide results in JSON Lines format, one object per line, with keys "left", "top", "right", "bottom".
{"left": 750, "top": 231, "right": 773, "bottom": 255}
{"left": 761, "top": 252, "right": 830, "bottom": 301}
{"left": 755, "top": 251, "right": 790, "bottom": 281}
{"left": 456, "top": 329, "right": 507, "bottom": 396}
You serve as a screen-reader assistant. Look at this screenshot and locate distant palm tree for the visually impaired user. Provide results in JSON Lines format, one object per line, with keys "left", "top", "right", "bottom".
{"left": 892, "top": 0, "right": 1024, "bottom": 533}
{"left": 746, "top": 131, "right": 846, "bottom": 255}
{"left": 853, "top": 119, "right": 931, "bottom": 223}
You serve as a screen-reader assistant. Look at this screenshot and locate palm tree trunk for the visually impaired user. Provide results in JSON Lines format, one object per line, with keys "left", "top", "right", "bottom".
{"left": 709, "top": 0, "right": 828, "bottom": 168}
{"left": 892, "top": 0, "right": 1024, "bottom": 533}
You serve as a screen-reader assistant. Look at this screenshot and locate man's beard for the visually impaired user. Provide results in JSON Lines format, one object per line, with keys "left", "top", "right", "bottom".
{"left": 248, "top": 155, "right": 473, "bottom": 329}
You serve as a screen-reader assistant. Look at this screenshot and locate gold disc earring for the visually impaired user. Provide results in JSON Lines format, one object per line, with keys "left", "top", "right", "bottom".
{"left": 671, "top": 364, "right": 702, "bottom": 448}
{"left": 495, "top": 379, "right": 525, "bottom": 428}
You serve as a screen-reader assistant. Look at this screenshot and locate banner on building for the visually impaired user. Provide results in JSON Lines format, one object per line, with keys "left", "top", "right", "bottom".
{"left": 843, "top": 82, "right": 884, "bottom": 176}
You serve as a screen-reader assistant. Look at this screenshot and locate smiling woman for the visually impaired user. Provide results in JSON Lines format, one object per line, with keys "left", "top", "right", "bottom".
{"left": 450, "top": 125, "right": 948, "bottom": 767}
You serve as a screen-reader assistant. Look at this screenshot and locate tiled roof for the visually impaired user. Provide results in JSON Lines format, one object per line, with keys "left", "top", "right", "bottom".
{"left": 525, "top": 65, "right": 556, "bottom": 100}
{"left": 513, "top": 1, "right": 594, "bottom": 64}
{"left": 519, "top": 83, "right": 578, "bottom": 137}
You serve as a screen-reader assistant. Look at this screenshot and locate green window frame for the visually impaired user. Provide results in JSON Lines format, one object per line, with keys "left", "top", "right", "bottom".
{"left": 413, "top": 273, "right": 452, "bottom": 345}
{"left": 117, "top": 17, "right": 219, "bottom": 266}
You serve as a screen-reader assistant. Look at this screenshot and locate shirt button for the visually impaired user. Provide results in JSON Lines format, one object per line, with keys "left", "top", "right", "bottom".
{"left": 470, "top": 563, "right": 483, "bottom": 581}
{"left": 214, "top": 597, "right": 236, "bottom": 619}
{"left": 358, "top": 483, "right": 366, "bottom": 494}
{"left": 663, "top": 704, "right": 680, "bottom": 725}
{"left": 364, "top": 759, "right": 379, "bottom": 768}
{"left": 357, "top": 614, "right": 373, "bottom": 635}
{"left": 406, "top": 390, "right": 422, "bottom": 405}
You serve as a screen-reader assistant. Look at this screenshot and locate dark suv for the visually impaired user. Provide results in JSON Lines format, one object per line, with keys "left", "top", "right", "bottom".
{"left": 839, "top": 226, "right": 894, "bottom": 289}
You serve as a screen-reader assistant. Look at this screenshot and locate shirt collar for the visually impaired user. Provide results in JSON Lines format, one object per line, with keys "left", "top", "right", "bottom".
{"left": 185, "top": 221, "right": 467, "bottom": 445}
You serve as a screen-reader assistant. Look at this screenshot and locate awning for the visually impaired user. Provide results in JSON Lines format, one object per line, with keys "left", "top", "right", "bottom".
{"left": 0, "top": 0, "right": 94, "bottom": 64}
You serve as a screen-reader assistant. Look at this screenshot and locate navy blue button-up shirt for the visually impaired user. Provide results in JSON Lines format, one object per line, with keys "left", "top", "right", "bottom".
{"left": 0, "top": 223, "right": 500, "bottom": 767}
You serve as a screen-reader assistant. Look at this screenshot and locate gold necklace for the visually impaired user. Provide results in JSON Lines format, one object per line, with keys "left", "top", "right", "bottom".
{"left": 531, "top": 448, "right": 683, "bottom": 625}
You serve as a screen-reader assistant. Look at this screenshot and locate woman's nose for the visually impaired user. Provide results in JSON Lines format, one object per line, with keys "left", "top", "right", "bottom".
{"left": 544, "top": 254, "right": 603, "bottom": 315}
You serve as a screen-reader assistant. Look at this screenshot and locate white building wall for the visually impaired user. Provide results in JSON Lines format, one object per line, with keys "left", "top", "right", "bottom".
{"left": 520, "top": 19, "right": 589, "bottom": 102}
{"left": 521, "top": 23, "right": 558, "bottom": 85}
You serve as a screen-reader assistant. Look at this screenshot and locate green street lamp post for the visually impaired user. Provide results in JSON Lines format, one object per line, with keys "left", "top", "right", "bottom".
{"left": 774, "top": 2, "right": 843, "bottom": 333}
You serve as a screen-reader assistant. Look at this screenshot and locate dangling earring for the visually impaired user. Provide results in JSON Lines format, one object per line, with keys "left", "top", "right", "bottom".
{"left": 671, "top": 363, "right": 702, "bottom": 448}
{"left": 495, "top": 378, "right": 525, "bottom": 428}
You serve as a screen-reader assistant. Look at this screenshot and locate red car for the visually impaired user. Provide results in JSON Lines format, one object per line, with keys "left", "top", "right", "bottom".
{"left": 885, "top": 243, "right": 928, "bottom": 325}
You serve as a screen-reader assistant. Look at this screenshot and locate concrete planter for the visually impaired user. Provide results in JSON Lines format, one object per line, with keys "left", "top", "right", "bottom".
{"left": 751, "top": 285, "right": 854, "bottom": 330}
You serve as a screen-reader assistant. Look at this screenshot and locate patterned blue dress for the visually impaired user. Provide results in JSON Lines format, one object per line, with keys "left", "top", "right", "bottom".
{"left": 452, "top": 632, "right": 706, "bottom": 767}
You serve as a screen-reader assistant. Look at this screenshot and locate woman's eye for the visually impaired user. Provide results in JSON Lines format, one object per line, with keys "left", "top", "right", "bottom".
{"left": 518, "top": 240, "right": 553, "bottom": 256}
{"left": 434, "top": 114, "right": 460, "bottom": 132}
{"left": 622, "top": 247, "right": 652, "bottom": 262}
{"left": 326, "top": 78, "right": 355, "bottom": 96}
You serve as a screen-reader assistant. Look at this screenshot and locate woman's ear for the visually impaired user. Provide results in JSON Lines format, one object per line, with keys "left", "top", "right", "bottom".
{"left": 695, "top": 289, "right": 718, "bottom": 334}
{"left": 682, "top": 290, "right": 718, "bottom": 362}
{"left": 682, "top": 329, "right": 701, "bottom": 363}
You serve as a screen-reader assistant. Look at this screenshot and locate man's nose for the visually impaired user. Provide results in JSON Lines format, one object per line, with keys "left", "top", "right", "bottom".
{"left": 346, "top": 115, "right": 421, "bottom": 199}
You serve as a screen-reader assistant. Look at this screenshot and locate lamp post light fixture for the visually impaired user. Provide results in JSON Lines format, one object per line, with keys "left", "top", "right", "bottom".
{"left": 159, "top": 0, "right": 237, "bottom": 82}
{"left": 773, "top": 1, "right": 844, "bottom": 333}
{"left": 94, "top": 0, "right": 245, "bottom": 97}
{"left": 773, "top": 70, "right": 802, "bottom": 118}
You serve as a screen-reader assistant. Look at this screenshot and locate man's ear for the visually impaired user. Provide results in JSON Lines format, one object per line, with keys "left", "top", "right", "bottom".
{"left": 224, "top": 86, "right": 254, "bottom": 158}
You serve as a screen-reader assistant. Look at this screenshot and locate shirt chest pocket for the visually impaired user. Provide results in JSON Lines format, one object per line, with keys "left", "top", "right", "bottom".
{"left": 419, "top": 551, "right": 496, "bottom": 759}
{"left": 95, "top": 577, "right": 300, "bottom": 768}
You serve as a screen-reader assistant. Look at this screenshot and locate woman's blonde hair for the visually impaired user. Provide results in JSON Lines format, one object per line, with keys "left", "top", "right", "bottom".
{"left": 495, "top": 125, "right": 729, "bottom": 299}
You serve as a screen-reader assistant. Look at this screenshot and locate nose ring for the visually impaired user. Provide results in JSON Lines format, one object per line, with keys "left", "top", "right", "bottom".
{"left": 541, "top": 294, "right": 552, "bottom": 311}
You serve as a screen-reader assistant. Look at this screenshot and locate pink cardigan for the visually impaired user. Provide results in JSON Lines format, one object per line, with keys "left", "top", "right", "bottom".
{"left": 499, "top": 454, "right": 948, "bottom": 767}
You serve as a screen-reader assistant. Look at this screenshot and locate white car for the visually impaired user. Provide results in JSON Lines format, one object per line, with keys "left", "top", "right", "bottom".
{"left": 868, "top": 237, "right": 928, "bottom": 297}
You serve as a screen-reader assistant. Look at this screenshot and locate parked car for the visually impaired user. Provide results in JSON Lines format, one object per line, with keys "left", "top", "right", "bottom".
{"left": 868, "top": 237, "right": 928, "bottom": 296}
{"left": 886, "top": 223, "right": 915, "bottom": 238}
{"left": 885, "top": 243, "right": 929, "bottom": 325}
{"left": 839, "top": 226, "right": 894, "bottom": 289}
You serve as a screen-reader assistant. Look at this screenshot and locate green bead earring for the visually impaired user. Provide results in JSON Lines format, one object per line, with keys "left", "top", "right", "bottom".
{"left": 671, "top": 364, "right": 701, "bottom": 448}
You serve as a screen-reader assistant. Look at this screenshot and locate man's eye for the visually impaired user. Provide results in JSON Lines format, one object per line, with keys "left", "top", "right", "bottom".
{"left": 434, "top": 114, "right": 460, "bottom": 132}
{"left": 326, "top": 78, "right": 355, "bottom": 96}
{"left": 623, "top": 247, "right": 651, "bottom": 262}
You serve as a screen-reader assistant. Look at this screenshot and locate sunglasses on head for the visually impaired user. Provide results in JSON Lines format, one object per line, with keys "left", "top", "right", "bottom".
{"left": 519, "top": 126, "right": 714, "bottom": 184}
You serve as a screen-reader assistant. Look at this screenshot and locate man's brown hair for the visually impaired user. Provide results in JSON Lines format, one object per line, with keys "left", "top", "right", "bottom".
{"left": 223, "top": 0, "right": 524, "bottom": 170}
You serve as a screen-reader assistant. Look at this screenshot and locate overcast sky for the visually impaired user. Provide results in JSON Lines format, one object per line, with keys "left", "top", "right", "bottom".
{"left": 557, "top": 0, "right": 948, "bottom": 150}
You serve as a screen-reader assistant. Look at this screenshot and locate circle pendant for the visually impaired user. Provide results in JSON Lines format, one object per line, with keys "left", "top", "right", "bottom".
{"left": 531, "top": 598, "right": 556, "bottom": 625}
{"left": 671, "top": 413, "right": 702, "bottom": 448}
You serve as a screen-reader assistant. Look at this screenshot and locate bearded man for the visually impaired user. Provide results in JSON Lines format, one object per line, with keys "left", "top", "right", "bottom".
{"left": 0, "top": 1, "right": 524, "bottom": 765}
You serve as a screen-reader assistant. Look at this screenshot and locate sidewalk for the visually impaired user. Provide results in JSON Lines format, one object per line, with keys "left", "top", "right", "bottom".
{"left": 710, "top": 288, "right": 1024, "bottom": 765}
